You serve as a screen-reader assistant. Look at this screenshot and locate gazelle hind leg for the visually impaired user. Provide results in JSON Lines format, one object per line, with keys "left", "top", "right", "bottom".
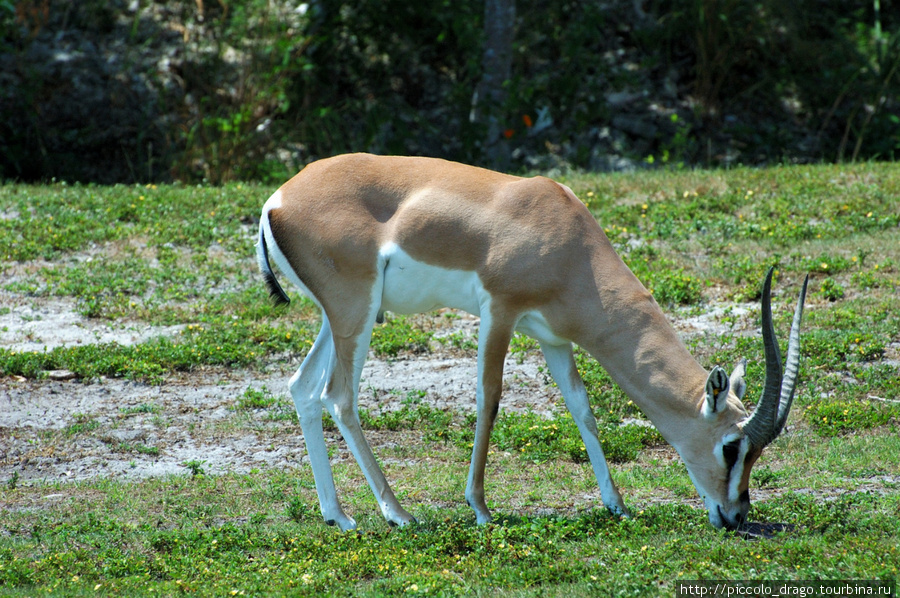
{"left": 465, "top": 307, "right": 515, "bottom": 524}
{"left": 321, "top": 309, "right": 415, "bottom": 528}
{"left": 289, "top": 315, "right": 357, "bottom": 531}
{"left": 540, "top": 341, "right": 629, "bottom": 517}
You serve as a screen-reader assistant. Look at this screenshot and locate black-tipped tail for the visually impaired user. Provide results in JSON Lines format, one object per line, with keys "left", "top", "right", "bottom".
{"left": 263, "top": 268, "right": 291, "bottom": 306}
{"left": 257, "top": 219, "right": 291, "bottom": 306}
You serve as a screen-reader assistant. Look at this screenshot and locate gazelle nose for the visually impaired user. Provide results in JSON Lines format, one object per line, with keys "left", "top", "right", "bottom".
{"left": 717, "top": 506, "right": 746, "bottom": 530}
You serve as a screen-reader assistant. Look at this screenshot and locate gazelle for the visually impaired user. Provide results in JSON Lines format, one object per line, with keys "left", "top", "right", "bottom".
{"left": 256, "top": 153, "right": 808, "bottom": 531}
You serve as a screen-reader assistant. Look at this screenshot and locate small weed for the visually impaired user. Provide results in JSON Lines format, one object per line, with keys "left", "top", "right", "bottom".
{"left": 440, "top": 330, "right": 477, "bottom": 352}
{"left": 851, "top": 264, "right": 897, "bottom": 290}
{"left": 6, "top": 472, "right": 19, "bottom": 490}
{"left": 753, "top": 466, "right": 782, "bottom": 488}
{"left": 182, "top": 460, "right": 207, "bottom": 477}
{"left": 402, "top": 389, "right": 427, "bottom": 406}
{"left": 509, "top": 332, "right": 540, "bottom": 357}
{"left": 249, "top": 512, "right": 267, "bottom": 525}
{"left": 265, "top": 404, "right": 296, "bottom": 422}
{"left": 120, "top": 403, "right": 160, "bottom": 416}
{"left": 235, "top": 386, "right": 277, "bottom": 410}
{"left": 819, "top": 277, "right": 845, "bottom": 301}
{"left": 64, "top": 414, "right": 100, "bottom": 436}
{"left": 115, "top": 443, "right": 160, "bottom": 457}
{"left": 285, "top": 496, "right": 311, "bottom": 523}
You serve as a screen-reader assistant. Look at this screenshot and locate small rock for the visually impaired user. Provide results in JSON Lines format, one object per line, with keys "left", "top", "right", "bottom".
{"left": 46, "top": 369, "right": 77, "bottom": 381}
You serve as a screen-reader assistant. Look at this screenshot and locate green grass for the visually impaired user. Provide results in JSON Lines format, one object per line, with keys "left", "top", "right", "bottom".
{"left": 370, "top": 315, "right": 434, "bottom": 357}
{"left": 0, "top": 468, "right": 897, "bottom": 596}
{"left": 1, "top": 163, "right": 899, "bottom": 596}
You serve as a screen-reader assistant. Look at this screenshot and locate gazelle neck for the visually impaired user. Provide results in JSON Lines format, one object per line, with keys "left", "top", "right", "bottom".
{"left": 572, "top": 251, "right": 709, "bottom": 444}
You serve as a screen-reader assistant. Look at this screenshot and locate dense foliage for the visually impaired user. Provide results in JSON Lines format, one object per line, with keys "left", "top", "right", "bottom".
{"left": 1, "top": 0, "right": 898, "bottom": 183}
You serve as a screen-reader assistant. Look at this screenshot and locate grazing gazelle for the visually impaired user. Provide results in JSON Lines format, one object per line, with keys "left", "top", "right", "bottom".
{"left": 256, "top": 153, "right": 808, "bottom": 531}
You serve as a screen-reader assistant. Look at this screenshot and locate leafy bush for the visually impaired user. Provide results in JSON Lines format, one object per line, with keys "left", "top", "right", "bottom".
{"left": 4, "top": 0, "right": 899, "bottom": 182}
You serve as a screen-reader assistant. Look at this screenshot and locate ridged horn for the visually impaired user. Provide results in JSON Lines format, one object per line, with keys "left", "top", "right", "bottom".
{"left": 741, "top": 268, "right": 809, "bottom": 448}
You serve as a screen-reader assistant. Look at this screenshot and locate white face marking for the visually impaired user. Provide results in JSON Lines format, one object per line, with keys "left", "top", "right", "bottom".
{"left": 379, "top": 243, "right": 484, "bottom": 316}
{"left": 721, "top": 435, "right": 749, "bottom": 502}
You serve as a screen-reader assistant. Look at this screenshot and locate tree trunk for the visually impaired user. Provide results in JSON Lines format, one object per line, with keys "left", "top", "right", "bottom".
{"left": 472, "top": 0, "right": 516, "bottom": 169}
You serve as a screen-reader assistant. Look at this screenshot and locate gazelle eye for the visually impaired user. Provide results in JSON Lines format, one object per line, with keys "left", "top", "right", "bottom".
{"left": 722, "top": 441, "right": 741, "bottom": 471}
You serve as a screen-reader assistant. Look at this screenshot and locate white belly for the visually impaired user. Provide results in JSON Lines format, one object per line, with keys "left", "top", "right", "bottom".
{"left": 379, "top": 243, "right": 484, "bottom": 316}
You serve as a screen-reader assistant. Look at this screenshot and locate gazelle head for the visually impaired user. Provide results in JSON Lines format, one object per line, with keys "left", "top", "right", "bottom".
{"left": 680, "top": 268, "right": 808, "bottom": 530}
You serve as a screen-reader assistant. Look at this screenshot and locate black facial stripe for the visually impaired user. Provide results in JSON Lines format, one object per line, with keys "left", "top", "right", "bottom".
{"left": 722, "top": 441, "right": 740, "bottom": 472}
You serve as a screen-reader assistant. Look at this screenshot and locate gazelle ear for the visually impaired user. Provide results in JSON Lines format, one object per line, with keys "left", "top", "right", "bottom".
{"left": 704, "top": 366, "right": 730, "bottom": 416}
{"left": 730, "top": 359, "right": 748, "bottom": 401}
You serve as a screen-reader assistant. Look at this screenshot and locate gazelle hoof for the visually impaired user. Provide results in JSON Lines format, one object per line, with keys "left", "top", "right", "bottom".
{"left": 324, "top": 513, "right": 357, "bottom": 532}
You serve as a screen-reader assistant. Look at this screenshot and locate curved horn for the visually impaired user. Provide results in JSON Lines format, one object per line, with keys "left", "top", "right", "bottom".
{"left": 775, "top": 274, "right": 809, "bottom": 434}
{"left": 741, "top": 268, "right": 808, "bottom": 448}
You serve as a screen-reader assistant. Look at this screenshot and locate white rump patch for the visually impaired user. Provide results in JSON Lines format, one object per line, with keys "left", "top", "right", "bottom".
{"left": 262, "top": 188, "right": 283, "bottom": 212}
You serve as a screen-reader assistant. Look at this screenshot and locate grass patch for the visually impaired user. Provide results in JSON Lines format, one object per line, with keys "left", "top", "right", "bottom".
{"left": 234, "top": 386, "right": 278, "bottom": 410}
{"left": 805, "top": 400, "right": 900, "bottom": 437}
{"left": 370, "top": 314, "right": 434, "bottom": 357}
{"left": 0, "top": 473, "right": 897, "bottom": 596}
{"left": 120, "top": 403, "right": 161, "bottom": 416}
{"left": 0, "top": 317, "right": 316, "bottom": 382}
{"left": 491, "top": 411, "right": 663, "bottom": 464}
{"left": 64, "top": 414, "right": 100, "bottom": 436}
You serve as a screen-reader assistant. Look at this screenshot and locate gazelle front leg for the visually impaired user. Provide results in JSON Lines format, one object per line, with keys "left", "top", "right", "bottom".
{"left": 289, "top": 316, "right": 356, "bottom": 531}
{"left": 465, "top": 309, "right": 515, "bottom": 524}
{"left": 540, "top": 341, "right": 629, "bottom": 517}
